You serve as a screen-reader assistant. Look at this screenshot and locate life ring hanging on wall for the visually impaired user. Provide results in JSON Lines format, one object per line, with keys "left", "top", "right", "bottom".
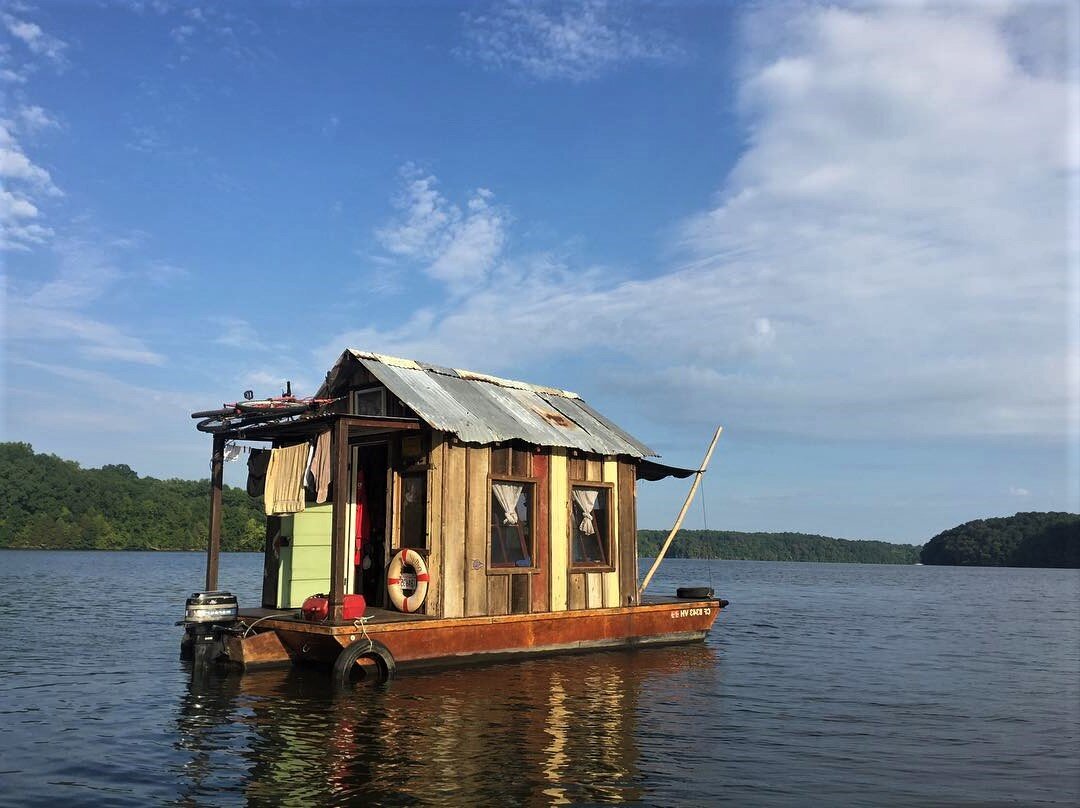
{"left": 386, "top": 548, "right": 429, "bottom": 613}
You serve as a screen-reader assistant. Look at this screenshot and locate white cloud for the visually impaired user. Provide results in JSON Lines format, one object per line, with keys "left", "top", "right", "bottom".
{"left": 331, "top": 4, "right": 1074, "bottom": 444}
{"left": 1009, "top": 486, "right": 1031, "bottom": 497}
{"left": 2, "top": 13, "right": 67, "bottom": 65}
{"left": 0, "top": 116, "right": 62, "bottom": 249}
{"left": 212, "top": 317, "right": 266, "bottom": 351}
{"left": 5, "top": 238, "right": 165, "bottom": 365}
{"left": 17, "top": 105, "right": 59, "bottom": 132}
{"left": 462, "top": 0, "right": 682, "bottom": 82}
{"left": 376, "top": 167, "right": 508, "bottom": 291}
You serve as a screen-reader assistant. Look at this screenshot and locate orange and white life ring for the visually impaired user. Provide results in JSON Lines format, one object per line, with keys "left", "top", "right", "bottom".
{"left": 386, "top": 548, "right": 429, "bottom": 613}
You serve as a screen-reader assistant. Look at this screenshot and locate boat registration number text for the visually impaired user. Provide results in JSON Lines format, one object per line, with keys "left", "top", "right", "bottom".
{"left": 670, "top": 607, "right": 711, "bottom": 619}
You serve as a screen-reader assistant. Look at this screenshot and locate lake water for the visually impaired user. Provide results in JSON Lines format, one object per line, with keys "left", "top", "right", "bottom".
{"left": 0, "top": 551, "right": 1077, "bottom": 806}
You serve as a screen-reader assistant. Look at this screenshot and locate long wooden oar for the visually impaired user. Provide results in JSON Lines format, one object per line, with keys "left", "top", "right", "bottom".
{"left": 637, "top": 425, "right": 723, "bottom": 598}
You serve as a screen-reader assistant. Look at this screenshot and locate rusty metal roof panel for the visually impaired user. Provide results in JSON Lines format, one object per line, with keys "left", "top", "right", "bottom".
{"left": 542, "top": 393, "right": 657, "bottom": 457}
{"left": 340, "top": 349, "right": 654, "bottom": 457}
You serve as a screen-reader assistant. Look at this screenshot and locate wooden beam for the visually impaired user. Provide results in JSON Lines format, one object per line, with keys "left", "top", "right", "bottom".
{"left": 328, "top": 417, "right": 350, "bottom": 621}
{"left": 205, "top": 433, "right": 225, "bottom": 591}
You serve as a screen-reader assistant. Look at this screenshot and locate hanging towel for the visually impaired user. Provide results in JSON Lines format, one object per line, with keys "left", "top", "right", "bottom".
{"left": 264, "top": 442, "right": 309, "bottom": 515}
{"left": 310, "top": 429, "right": 332, "bottom": 504}
{"left": 247, "top": 449, "right": 270, "bottom": 497}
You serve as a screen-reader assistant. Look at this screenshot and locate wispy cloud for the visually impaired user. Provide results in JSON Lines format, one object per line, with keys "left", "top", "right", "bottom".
{"left": 17, "top": 104, "right": 60, "bottom": 132}
{"left": 331, "top": 4, "right": 1074, "bottom": 444}
{"left": 6, "top": 237, "right": 165, "bottom": 365}
{"left": 212, "top": 317, "right": 266, "bottom": 351}
{"left": 461, "top": 0, "right": 682, "bottom": 82}
{"left": 2, "top": 12, "right": 67, "bottom": 66}
{"left": 0, "top": 117, "right": 61, "bottom": 250}
{"left": 376, "top": 165, "right": 508, "bottom": 291}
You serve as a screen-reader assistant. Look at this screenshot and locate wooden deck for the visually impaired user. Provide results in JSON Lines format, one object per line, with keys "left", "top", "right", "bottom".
{"left": 225, "top": 598, "right": 724, "bottom": 671}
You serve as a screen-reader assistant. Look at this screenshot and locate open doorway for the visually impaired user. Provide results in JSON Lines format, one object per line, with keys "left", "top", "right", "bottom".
{"left": 352, "top": 443, "right": 389, "bottom": 607}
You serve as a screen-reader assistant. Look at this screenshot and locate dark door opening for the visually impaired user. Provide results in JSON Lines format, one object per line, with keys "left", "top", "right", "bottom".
{"left": 353, "top": 443, "right": 389, "bottom": 607}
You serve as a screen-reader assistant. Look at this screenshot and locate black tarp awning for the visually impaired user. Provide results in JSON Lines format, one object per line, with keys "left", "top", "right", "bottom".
{"left": 636, "top": 458, "right": 699, "bottom": 482}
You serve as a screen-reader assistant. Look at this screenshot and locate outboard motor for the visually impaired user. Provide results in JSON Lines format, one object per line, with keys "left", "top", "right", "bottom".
{"left": 179, "top": 591, "right": 239, "bottom": 671}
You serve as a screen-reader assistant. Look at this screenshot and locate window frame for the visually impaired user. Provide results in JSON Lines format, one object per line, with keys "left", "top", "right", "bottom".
{"left": 487, "top": 472, "right": 539, "bottom": 574}
{"left": 569, "top": 480, "right": 616, "bottom": 572}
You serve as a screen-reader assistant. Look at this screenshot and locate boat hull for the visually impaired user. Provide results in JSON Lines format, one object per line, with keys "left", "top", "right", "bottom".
{"left": 223, "top": 599, "right": 723, "bottom": 671}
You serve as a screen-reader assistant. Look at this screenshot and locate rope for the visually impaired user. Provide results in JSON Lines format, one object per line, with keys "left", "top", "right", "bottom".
{"left": 700, "top": 473, "right": 715, "bottom": 591}
{"left": 242, "top": 610, "right": 300, "bottom": 637}
{"left": 353, "top": 616, "right": 374, "bottom": 653}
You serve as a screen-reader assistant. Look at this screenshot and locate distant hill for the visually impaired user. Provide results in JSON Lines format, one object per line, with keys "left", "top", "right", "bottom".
{"left": 637, "top": 529, "right": 919, "bottom": 564}
{"left": 0, "top": 442, "right": 264, "bottom": 551}
{"left": 920, "top": 512, "right": 1080, "bottom": 568}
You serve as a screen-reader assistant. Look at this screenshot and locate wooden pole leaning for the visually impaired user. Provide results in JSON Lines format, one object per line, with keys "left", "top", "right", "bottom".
{"left": 205, "top": 433, "right": 226, "bottom": 591}
{"left": 637, "top": 425, "right": 723, "bottom": 598}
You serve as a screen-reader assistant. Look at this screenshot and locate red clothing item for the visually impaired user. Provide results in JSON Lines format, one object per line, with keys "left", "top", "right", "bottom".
{"left": 354, "top": 468, "right": 371, "bottom": 566}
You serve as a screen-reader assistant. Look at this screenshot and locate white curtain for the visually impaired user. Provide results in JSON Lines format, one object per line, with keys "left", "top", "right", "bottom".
{"left": 493, "top": 483, "right": 524, "bottom": 525}
{"left": 572, "top": 489, "right": 600, "bottom": 535}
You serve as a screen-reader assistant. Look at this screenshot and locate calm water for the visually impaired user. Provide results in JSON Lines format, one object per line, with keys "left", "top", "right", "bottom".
{"left": 0, "top": 552, "right": 1077, "bottom": 807}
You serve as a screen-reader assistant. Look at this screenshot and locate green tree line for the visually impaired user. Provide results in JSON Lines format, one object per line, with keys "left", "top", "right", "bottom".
{"left": 919, "top": 512, "right": 1079, "bottom": 568}
{"left": 0, "top": 442, "right": 264, "bottom": 551}
{"left": 636, "top": 528, "right": 920, "bottom": 563}
{"left": 4, "top": 443, "right": 1075, "bottom": 567}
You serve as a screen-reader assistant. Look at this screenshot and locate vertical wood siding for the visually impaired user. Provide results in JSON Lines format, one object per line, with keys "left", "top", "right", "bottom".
{"left": 585, "top": 572, "right": 603, "bottom": 609}
{"left": 568, "top": 574, "right": 587, "bottom": 610}
{"left": 510, "top": 574, "right": 530, "bottom": 614}
{"left": 487, "top": 575, "right": 509, "bottom": 616}
{"left": 617, "top": 461, "right": 638, "bottom": 606}
{"left": 441, "top": 442, "right": 467, "bottom": 618}
{"left": 602, "top": 458, "right": 620, "bottom": 608}
{"left": 464, "top": 446, "right": 490, "bottom": 616}
{"left": 530, "top": 451, "right": 550, "bottom": 613}
{"left": 549, "top": 448, "right": 569, "bottom": 611}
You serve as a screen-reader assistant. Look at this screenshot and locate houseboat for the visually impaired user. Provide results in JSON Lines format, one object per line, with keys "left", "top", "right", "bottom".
{"left": 181, "top": 350, "right": 726, "bottom": 685}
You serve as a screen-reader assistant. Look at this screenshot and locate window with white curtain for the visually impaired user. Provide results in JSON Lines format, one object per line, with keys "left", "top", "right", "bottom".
{"left": 571, "top": 484, "right": 611, "bottom": 567}
{"left": 490, "top": 480, "right": 534, "bottom": 568}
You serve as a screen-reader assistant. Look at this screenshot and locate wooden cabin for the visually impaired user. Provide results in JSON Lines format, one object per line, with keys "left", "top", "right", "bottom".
{"left": 190, "top": 349, "right": 719, "bottom": 678}
{"left": 257, "top": 350, "right": 694, "bottom": 617}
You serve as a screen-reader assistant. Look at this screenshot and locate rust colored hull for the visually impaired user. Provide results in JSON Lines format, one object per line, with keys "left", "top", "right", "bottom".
{"left": 224, "top": 600, "right": 723, "bottom": 671}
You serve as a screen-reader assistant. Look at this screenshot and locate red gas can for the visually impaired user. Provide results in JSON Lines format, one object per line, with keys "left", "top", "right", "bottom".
{"left": 301, "top": 594, "right": 366, "bottom": 621}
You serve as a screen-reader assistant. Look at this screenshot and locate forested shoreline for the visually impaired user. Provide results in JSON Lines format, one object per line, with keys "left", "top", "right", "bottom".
{"left": 2, "top": 443, "right": 1076, "bottom": 567}
{"left": 638, "top": 529, "right": 919, "bottom": 564}
{"left": 920, "top": 512, "right": 1079, "bottom": 568}
{"left": 0, "top": 443, "right": 264, "bottom": 551}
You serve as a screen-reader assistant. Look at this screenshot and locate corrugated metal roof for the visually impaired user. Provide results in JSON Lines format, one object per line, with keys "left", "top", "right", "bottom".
{"left": 328, "top": 349, "right": 656, "bottom": 457}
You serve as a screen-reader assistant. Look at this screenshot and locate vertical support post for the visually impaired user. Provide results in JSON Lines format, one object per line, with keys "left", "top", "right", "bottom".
{"left": 205, "top": 433, "right": 225, "bottom": 591}
{"left": 328, "top": 416, "right": 349, "bottom": 622}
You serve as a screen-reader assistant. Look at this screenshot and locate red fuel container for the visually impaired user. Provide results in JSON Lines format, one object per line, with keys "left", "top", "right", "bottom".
{"left": 301, "top": 594, "right": 366, "bottom": 621}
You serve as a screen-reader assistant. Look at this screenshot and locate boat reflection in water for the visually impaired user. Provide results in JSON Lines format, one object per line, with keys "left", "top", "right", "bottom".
{"left": 174, "top": 644, "right": 719, "bottom": 805}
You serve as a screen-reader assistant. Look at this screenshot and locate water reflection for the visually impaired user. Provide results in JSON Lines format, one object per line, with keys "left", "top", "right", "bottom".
{"left": 172, "top": 645, "right": 718, "bottom": 806}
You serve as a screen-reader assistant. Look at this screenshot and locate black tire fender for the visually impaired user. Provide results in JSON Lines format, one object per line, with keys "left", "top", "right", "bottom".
{"left": 332, "top": 639, "right": 396, "bottom": 687}
{"left": 676, "top": 586, "right": 714, "bottom": 599}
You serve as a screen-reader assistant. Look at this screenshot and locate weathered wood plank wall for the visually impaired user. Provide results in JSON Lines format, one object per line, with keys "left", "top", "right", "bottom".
{"left": 549, "top": 448, "right": 569, "bottom": 611}
{"left": 441, "top": 441, "right": 467, "bottom": 618}
{"left": 464, "top": 446, "right": 489, "bottom": 616}
{"left": 602, "top": 458, "right": 621, "bottom": 608}
{"left": 530, "top": 451, "right": 550, "bottom": 613}
{"left": 413, "top": 438, "right": 637, "bottom": 618}
{"left": 617, "top": 460, "right": 637, "bottom": 606}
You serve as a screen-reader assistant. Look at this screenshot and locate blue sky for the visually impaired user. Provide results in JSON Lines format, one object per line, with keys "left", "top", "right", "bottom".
{"left": 2, "top": 0, "right": 1077, "bottom": 543}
